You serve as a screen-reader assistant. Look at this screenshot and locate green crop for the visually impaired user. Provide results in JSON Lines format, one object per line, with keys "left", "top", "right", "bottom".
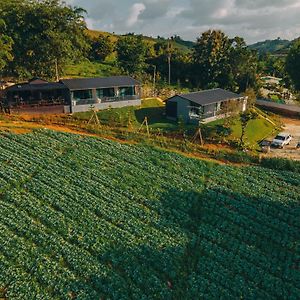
{"left": 0, "top": 130, "right": 299, "bottom": 299}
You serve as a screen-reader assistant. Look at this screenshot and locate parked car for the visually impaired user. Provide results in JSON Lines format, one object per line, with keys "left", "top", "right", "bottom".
{"left": 259, "top": 140, "right": 271, "bottom": 153}
{"left": 271, "top": 133, "right": 292, "bottom": 148}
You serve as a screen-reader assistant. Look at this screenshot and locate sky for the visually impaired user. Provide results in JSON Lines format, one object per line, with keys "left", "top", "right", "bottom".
{"left": 65, "top": 0, "right": 300, "bottom": 44}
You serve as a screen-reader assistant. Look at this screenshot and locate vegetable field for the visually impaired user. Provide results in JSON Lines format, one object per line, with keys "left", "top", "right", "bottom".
{"left": 0, "top": 130, "right": 299, "bottom": 300}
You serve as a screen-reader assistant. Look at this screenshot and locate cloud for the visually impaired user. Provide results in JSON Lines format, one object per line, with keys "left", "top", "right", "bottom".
{"left": 235, "top": 0, "right": 300, "bottom": 9}
{"left": 64, "top": 0, "right": 300, "bottom": 44}
{"left": 139, "top": 0, "right": 172, "bottom": 20}
{"left": 126, "top": 3, "right": 146, "bottom": 27}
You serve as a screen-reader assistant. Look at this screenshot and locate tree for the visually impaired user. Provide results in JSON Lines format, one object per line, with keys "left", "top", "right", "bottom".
{"left": 0, "top": 19, "right": 13, "bottom": 72}
{"left": 192, "top": 30, "right": 232, "bottom": 88}
{"left": 286, "top": 41, "right": 300, "bottom": 90}
{"left": 243, "top": 88, "right": 257, "bottom": 108}
{"left": 0, "top": 0, "right": 90, "bottom": 79}
{"left": 229, "top": 37, "right": 258, "bottom": 92}
{"left": 147, "top": 40, "right": 191, "bottom": 86}
{"left": 90, "top": 35, "right": 114, "bottom": 61}
{"left": 116, "top": 35, "right": 147, "bottom": 75}
{"left": 192, "top": 30, "right": 258, "bottom": 92}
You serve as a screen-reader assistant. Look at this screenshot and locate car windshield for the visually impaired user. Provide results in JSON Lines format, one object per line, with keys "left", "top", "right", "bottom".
{"left": 274, "top": 135, "right": 285, "bottom": 141}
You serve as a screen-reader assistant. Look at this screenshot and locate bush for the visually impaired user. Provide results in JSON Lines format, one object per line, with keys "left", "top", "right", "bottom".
{"left": 213, "top": 150, "right": 259, "bottom": 164}
{"left": 260, "top": 157, "right": 300, "bottom": 173}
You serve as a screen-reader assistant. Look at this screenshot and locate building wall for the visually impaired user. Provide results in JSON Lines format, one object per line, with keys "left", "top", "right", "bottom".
{"left": 71, "top": 99, "right": 141, "bottom": 113}
{"left": 166, "top": 96, "right": 248, "bottom": 124}
{"left": 166, "top": 96, "right": 192, "bottom": 123}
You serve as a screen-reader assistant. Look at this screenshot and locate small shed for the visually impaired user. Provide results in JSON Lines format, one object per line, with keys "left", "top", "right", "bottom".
{"left": 165, "top": 88, "right": 247, "bottom": 123}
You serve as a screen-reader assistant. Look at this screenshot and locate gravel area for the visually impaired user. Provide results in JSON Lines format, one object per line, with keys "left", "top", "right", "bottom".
{"left": 266, "top": 118, "right": 300, "bottom": 160}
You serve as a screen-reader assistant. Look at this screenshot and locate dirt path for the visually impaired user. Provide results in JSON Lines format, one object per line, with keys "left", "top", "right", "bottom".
{"left": 265, "top": 117, "right": 300, "bottom": 160}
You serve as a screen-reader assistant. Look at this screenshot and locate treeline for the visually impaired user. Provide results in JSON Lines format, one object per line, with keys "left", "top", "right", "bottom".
{"left": 90, "top": 31, "right": 258, "bottom": 93}
{"left": 0, "top": 0, "right": 89, "bottom": 79}
{"left": 1, "top": 0, "right": 300, "bottom": 93}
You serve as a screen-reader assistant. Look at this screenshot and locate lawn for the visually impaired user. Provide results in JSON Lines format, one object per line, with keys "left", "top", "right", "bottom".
{"left": 202, "top": 113, "right": 278, "bottom": 149}
{"left": 72, "top": 99, "right": 279, "bottom": 149}
{"left": 72, "top": 98, "right": 179, "bottom": 130}
{"left": 230, "top": 117, "right": 277, "bottom": 145}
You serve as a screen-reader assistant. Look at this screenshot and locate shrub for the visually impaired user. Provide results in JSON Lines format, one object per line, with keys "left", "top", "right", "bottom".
{"left": 214, "top": 150, "right": 259, "bottom": 164}
{"left": 260, "top": 157, "right": 300, "bottom": 173}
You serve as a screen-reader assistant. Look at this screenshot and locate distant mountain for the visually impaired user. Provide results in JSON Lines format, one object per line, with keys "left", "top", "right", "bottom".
{"left": 249, "top": 38, "right": 291, "bottom": 54}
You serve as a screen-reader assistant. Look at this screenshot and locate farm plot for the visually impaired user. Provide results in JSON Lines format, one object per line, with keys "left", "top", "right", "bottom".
{"left": 0, "top": 130, "right": 299, "bottom": 300}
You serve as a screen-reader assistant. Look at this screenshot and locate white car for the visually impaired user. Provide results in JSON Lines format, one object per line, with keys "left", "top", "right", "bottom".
{"left": 271, "top": 133, "right": 292, "bottom": 148}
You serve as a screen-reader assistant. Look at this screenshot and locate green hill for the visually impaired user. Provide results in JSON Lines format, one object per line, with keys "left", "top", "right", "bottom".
{"left": 249, "top": 38, "right": 291, "bottom": 54}
{"left": 86, "top": 29, "right": 194, "bottom": 53}
{"left": 0, "top": 130, "right": 299, "bottom": 299}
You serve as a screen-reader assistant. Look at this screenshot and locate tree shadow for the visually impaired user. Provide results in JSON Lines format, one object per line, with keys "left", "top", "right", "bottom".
{"left": 3, "top": 186, "right": 299, "bottom": 299}
{"left": 135, "top": 106, "right": 175, "bottom": 127}
{"left": 67, "top": 186, "right": 299, "bottom": 299}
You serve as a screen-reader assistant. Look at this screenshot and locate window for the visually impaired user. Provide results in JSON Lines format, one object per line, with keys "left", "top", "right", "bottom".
{"left": 189, "top": 105, "right": 203, "bottom": 118}
{"left": 73, "top": 90, "right": 92, "bottom": 100}
{"left": 96, "top": 88, "right": 115, "bottom": 98}
{"left": 119, "top": 86, "right": 135, "bottom": 97}
{"left": 190, "top": 107, "right": 199, "bottom": 116}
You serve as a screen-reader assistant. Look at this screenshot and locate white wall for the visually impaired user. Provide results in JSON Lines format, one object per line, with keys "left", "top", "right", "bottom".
{"left": 70, "top": 99, "right": 141, "bottom": 113}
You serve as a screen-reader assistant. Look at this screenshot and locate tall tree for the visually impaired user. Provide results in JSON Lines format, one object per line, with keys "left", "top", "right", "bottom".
{"left": 229, "top": 37, "right": 258, "bottom": 92}
{"left": 286, "top": 41, "right": 300, "bottom": 90}
{"left": 0, "top": 19, "right": 13, "bottom": 72}
{"left": 192, "top": 30, "right": 232, "bottom": 88}
{"left": 0, "top": 0, "right": 90, "bottom": 79}
{"left": 116, "top": 35, "right": 147, "bottom": 75}
{"left": 192, "top": 30, "right": 258, "bottom": 92}
{"left": 147, "top": 40, "right": 191, "bottom": 85}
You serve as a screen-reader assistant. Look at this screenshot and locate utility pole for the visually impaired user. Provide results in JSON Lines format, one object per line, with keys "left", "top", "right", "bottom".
{"left": 153, "top": 65, "right": 156, "bottom": 96}
{"left": 55, "top": 59, "right": 59, "bottom": 82}
{"left": 167, "top": 40, "right": 171, "bottom": 85}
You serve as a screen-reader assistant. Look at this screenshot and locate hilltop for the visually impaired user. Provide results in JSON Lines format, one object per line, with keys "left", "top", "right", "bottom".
{"left": 249, "top": 38, "right": 291, "bottom": 54}
{"left": 87, "top": 29, "right": 195, "bottom": 53}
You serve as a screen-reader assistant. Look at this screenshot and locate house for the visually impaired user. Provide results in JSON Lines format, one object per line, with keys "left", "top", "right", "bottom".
{"left": 4, "top": 76, "right": 142, "bottom": 114}
{"left": 60, "top": 76, "right": 141, "bottom": 113}
{"left": 4, "top": 78, "right": 68, "bottom": 108}
{"left": 165, "top": 88, "right": 247, "bottom": 123}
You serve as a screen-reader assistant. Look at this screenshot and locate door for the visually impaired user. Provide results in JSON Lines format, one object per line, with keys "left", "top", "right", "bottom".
{"left": 166, "top": 101, "right": 177, "bottom": 119}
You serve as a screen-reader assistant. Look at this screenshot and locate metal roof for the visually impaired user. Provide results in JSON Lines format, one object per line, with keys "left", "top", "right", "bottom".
{"left": 6, "top": 82, "right": 67, "bottom": 92}
{"left": 171, "top": 88, "right": 243, "bottom": 106}
{"left": 60, "top": 76, "right": 141, "bottom": 91}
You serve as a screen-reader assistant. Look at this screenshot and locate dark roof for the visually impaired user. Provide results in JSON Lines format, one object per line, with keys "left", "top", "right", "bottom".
{"left": 60, "top": 76, "right": 141, "bottom": 91}
{"left": 28, "top": 78, "right": 49, "bottom": 85}
{"left": 6, "top": 82, "right": 67, "bottom": 92}
{"left": 171, "top": 88, "right": 242, "bottom": 106}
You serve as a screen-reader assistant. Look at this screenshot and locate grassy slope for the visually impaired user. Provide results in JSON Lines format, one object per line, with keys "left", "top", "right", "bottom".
{"left": 64, "top": 60, "right": 119, "bottom": 79}
{"left": 230, "top": 117, "right": 277, "bottom": 144}
{"left": 86, "top": 29, "right": 193, "bottom": 53}
{"left": 0, "top": 130, "right": 298, "bottom": 299}
{"left": 248, "top": 39, "right": 291, "bottom": 54}
{"left": 64, "top": 29, "right": 193, "bottom": 78}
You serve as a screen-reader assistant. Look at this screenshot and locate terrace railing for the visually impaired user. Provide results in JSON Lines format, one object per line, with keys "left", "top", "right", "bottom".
{"left": 73, "top": 95, "right": 140, "bottom": 105}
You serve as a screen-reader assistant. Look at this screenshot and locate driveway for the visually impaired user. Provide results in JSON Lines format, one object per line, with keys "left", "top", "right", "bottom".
{"left": 266, "top": 118, "right": 300, "bottom": 160}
